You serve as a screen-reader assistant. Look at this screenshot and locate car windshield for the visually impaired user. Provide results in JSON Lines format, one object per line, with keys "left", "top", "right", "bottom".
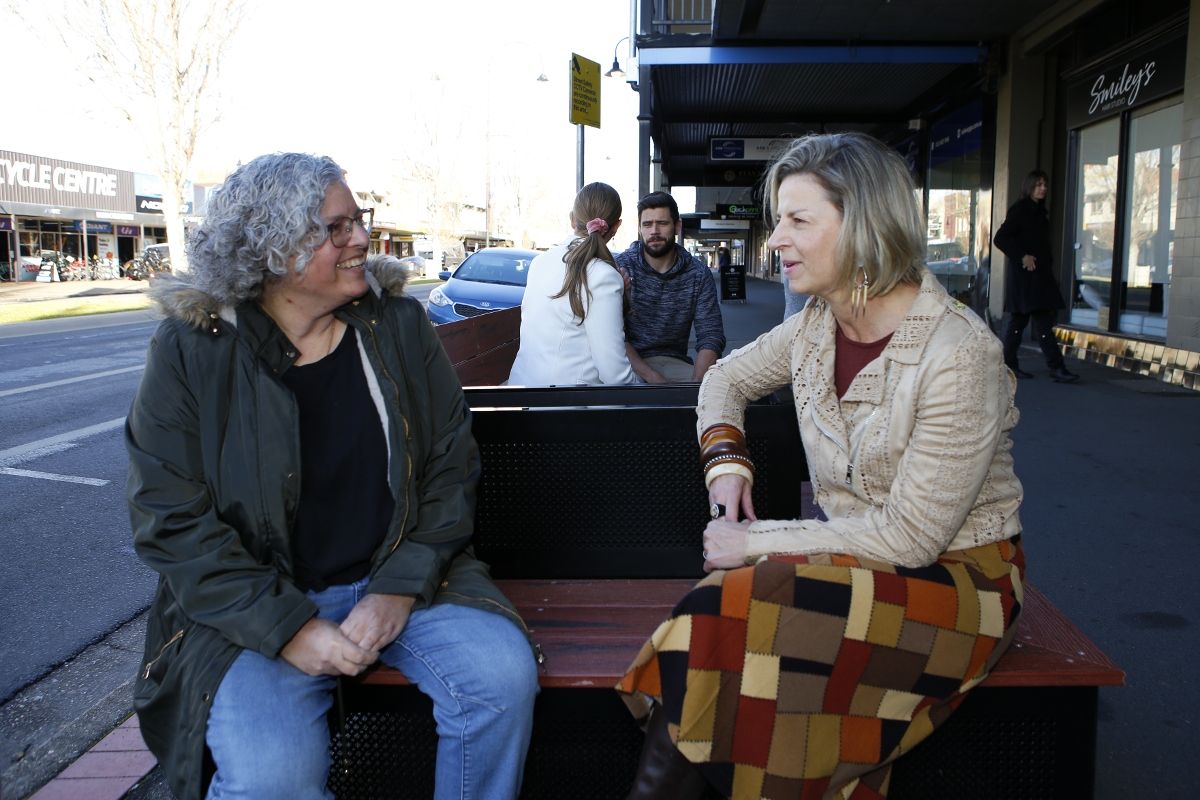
{"left": 453, "top": 252, "right": 533, "bottom": 286}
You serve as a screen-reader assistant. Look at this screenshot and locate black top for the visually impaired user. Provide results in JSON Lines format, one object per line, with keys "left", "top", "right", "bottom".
{"left": 993, "top": 197, "right": 1066, "bottom": 314}
{"left": 281, "top": 327, "right": 395, "bottom": 591}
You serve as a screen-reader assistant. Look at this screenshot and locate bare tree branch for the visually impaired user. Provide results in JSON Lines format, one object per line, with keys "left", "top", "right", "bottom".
{"left": 5, "top": 0, "right": 245, "bottom": 270}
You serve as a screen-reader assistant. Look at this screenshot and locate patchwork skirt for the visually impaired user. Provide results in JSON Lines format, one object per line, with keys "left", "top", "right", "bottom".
{"left": 616, "top": 537, "right": 1024, "bottom": 799}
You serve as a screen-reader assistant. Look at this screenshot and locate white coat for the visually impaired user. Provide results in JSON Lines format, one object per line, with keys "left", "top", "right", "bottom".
{"left": 508, "top": 242, "right": 637, "bottom": 386}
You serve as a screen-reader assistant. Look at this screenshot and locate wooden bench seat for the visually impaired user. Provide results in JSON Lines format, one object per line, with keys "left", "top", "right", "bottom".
{"left": 325, "top": 317, "right": 1126, "bottom": 798}
{"left": 336, "top": 578, "right": 1122, "bottom": 799}
{"left": 354, "top": 580, "right": 1124, "bottom": 691}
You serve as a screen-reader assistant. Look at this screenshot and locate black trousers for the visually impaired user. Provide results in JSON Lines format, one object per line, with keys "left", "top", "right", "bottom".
{"left": 1003, "top": 310, "right": 1064, "bottom": 369}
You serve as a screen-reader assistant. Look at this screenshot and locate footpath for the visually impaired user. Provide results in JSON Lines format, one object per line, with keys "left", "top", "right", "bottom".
{"left": 3, "top": 274, "right": 1197, "bottom": 799}
{"left": 0, "top": 278, "right": 151, "bottom": 305}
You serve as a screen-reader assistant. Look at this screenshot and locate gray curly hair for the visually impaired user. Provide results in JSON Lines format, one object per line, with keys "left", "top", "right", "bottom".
{"left": 185, "top": 152, "right": 346, "bottom": 306}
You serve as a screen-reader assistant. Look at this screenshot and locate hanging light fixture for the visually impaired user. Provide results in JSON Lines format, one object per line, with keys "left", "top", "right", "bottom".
{"left": 605, "top": 36, "right": 630, "bottom": 78}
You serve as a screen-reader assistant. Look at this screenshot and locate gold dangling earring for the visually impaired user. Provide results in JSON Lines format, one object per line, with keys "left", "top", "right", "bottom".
{"left": 852, "top": 265, "right": 870, "bottom": 317}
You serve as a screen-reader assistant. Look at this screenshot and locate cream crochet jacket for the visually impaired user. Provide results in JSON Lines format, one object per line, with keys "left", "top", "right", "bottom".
{"left": 697, "top": 272, "right": 1023, "bottom": 568}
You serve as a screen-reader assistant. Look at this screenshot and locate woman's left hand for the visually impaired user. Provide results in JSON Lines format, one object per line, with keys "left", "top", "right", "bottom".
{"left": 703, "top": 519, "right": 752, "bottom": 572}
{"left": 341, "top": 593, "right": 417, "bottom": 653}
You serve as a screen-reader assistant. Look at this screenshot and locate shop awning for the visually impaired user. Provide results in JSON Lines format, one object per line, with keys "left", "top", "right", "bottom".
{"left": 635, "top": 0, "right": 1061, "bottom": 187}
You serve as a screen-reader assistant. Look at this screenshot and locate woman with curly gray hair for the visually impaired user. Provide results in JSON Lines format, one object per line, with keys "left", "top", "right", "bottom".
{"left": 126, "top": 152, "right": 538, "bottom": 800}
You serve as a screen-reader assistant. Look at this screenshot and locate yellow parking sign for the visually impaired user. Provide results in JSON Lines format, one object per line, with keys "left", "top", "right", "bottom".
{"left": 569, "top": 53, "right": 601, "bottom": 128}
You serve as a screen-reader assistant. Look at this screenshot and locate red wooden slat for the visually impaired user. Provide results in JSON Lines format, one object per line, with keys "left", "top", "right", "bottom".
{"left": 496, "top": 578, "right": 695, "bottom": 607}
{"left": 434, "top": 307, "right": 521, "bottom": 385}
{"left": 356, "top": 580, "right": 1124, "bottom": 690}
{"left": 986, "top": 586, "right": 1125, "bottom": 687}
{"left": 436, "top": 307, "right": 520, "bottom": 363}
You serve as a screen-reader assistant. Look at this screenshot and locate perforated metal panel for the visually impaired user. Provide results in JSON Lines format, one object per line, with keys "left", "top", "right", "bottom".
{"left": 890, "top": 686, "right": 1098, "bottom": 799}
{"left": 332, "top": 685, "right": 1098, "bottom": 799}
{"left": 328, "top": 707, "right": 436, "bottom": 799}
{"left": 471, "top": 404, "right": 804, "bottom": 579}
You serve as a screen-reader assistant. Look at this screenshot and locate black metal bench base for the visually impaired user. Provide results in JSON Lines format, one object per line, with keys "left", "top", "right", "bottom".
{"left": 330, "top": 684, "right": 1098, "bottom": 799}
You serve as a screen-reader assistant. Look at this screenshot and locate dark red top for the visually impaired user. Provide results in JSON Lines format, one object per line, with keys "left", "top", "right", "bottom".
{"left": 835, "top": 324, "right": 893, "bottom": 399}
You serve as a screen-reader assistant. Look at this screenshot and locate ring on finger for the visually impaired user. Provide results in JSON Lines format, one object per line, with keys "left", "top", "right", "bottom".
{"left": 709, "top": 502, "right": 726, "bottom": 520}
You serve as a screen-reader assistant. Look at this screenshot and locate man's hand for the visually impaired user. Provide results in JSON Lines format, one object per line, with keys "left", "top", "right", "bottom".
{"left": 692, "top": 349, "right": 719, "bottom": 381}
{"left": 626, "top": 343, "right": 667, "bottom": 384}
{"left": 340, "top": 593, "right": 416, "bottom": 653}
{"left": 280, "top": 618, "right": 378, "bottom": 676}
{"left": 1021, "top": 254, "right": 1037, "bottom": 271}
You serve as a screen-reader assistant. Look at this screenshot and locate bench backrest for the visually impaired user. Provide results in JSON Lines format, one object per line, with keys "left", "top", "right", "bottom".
{"left": 435, "top": 305, "right": 521, "bottom": 386}
{"left": 463, "top": 386, "right": 807, "bottom": 580}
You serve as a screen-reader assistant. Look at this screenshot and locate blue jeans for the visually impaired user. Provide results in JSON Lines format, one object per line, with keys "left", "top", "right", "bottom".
{"left": 204, "top": 578, "right": 538, "bottom": 800}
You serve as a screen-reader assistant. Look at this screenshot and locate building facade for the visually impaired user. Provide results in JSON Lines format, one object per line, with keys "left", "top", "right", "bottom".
{"left": 0, "top": 150, "right": 189, "bottom": 280}
{"left": 630, "top": 0, "right": 1199, "bottom": 388}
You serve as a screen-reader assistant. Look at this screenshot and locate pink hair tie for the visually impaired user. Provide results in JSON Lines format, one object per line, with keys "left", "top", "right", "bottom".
{"left": 585, "top": 218, "right": 609, "bottom": 236}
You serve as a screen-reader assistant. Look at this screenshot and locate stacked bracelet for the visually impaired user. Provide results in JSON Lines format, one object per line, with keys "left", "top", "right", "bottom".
{"left": 700, "top": 424, "right": 755, "bottom": 489}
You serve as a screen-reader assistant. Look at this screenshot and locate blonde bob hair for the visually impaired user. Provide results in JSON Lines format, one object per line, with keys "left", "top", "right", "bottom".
{"left": 764, "top": 132, "right": 925, "bottom": 299}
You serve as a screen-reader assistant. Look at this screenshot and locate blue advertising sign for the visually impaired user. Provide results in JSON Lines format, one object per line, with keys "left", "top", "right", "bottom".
{"left": 86, "top": 221, "right": 114, "bottom": 233}
{"left": 928, "top": 99, "right": 983, "bottom": 168}
{"left": 710, "top": 139, "right": 746, "bottom": 160}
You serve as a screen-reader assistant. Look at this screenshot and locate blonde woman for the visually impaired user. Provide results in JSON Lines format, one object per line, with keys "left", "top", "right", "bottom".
{"left": 619, "top": 133, "right": 1024, "bottom": 799}
{"left": 508, "top": 182, "right": 637, "bottom": 385}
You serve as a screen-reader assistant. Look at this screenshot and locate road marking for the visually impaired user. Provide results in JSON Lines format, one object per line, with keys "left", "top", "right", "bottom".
{"left": 0, "top": 365, "right": 144, "bottom": 398}
{"left": 0, "top": 467, "right": 109, "bottom": 486}
{"left": 0, "top": 417, "right": 126, "bottom": 467}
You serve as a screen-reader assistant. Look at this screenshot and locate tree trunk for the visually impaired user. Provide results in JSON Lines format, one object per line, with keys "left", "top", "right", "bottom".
{"left": 159, "top": 176, "right": 190, "bottom": 273}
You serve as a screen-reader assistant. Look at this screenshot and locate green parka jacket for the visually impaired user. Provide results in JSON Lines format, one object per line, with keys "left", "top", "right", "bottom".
{"left": 126, "top": 259, "right": 528, "bottom": 800}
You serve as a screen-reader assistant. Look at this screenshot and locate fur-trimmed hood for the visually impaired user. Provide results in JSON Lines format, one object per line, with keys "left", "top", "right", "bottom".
{"left": 148, "top": 254, "right": 411, "bottom": 329}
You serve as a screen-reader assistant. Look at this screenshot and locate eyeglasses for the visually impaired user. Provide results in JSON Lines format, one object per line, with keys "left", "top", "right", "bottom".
{"left": 325, "top": 207, "right": 373, "bottom": 248}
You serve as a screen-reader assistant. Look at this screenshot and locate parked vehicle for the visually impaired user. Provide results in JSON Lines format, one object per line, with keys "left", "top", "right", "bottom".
{"left": 925, "top": 238, "right": 974, "bottom": 275}
{"left": 426, "top": 247, "right": 538, "bottom": 325}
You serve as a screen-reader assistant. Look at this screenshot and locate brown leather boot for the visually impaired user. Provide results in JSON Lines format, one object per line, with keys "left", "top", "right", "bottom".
{"left": 626, "top": 707, "right": 709, "bottom": 799}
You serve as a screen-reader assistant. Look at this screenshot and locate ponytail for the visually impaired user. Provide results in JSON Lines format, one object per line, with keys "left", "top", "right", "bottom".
{"left": 553, "top": 182, "right": 622, "bottom": 322}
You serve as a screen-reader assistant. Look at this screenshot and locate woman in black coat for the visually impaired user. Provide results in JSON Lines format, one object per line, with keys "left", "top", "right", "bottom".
{"left": 993, "top": 170, "right": 1078, "bottom": 382}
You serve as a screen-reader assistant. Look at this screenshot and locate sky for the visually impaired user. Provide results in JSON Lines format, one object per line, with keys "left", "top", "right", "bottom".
{"left": 3, "top": 0, "right": 644, "bottom": 248}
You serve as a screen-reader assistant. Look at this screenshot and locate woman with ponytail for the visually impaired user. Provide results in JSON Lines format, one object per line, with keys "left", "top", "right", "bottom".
{"left": 507, "top": 182, "right": 638, "bottom": 385}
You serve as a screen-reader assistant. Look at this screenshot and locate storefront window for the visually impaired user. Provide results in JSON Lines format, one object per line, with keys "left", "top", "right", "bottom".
{"left": 1069, "top": 117, "right": 1120, "bottom": 328}
{"left": 926, "top": 100, "right": 990, "bottom": 321}
{"left": 1118, "top": 101, "right": 1180, "bottom": 338}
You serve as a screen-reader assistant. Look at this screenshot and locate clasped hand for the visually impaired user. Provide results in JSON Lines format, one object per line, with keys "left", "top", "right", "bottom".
{"left": 281, "top": 593, "right": 416, "bottom": 676}
{"left": 703, "top": 473, "right": 756, "bottom": 571}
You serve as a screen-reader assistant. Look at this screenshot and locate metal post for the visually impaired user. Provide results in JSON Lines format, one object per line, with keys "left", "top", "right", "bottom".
{"left": 576, "top": 124, "right": 585, "bottom": 192}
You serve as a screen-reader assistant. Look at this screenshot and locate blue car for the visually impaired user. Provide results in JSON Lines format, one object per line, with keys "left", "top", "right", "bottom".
{"left": 426, "top": 247, "right": 538, "bottom": 324}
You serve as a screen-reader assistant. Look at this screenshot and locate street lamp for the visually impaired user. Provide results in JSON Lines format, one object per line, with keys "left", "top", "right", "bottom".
{"left": 605, "top": 36, "right": 629, "bottom": 79}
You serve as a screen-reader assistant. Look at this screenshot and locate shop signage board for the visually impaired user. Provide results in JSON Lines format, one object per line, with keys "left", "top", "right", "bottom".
{"left": 716, "top": 203, "right": 762, "bottom": 219}
{"left": 720, "top": 264, "right": 746, "bottom": 302}
{"left": 700, "top": 218, "right": 750, "bottom": 230}
{"left": 929, "top": 99, "right": 983, "bottom": 168}
{"left": 569, "top": 53, "right": 601, "bottom": 128}
{"left": 136, "top": 195, "right": 194, "bottom": 215}
{"left": 1065, "top": 31, "right": 1185, "bottom": 128}
{"left": 0, "top": 150, "right": 134, "bottom": 212}
{"left": 709, "top": 138, "right": 793, "bottom": 162}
